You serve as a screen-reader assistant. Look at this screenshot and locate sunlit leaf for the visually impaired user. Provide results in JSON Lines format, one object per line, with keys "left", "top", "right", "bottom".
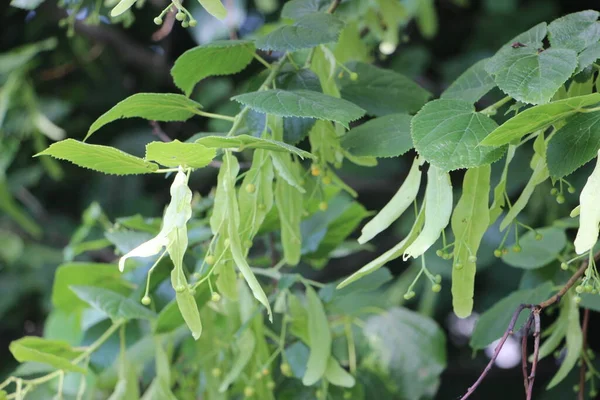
{"left": 341, "top": 114, "right": 413, "bottom": 158}
{"left": 145, "top": 140, "right": 216, "bottom": 168}
{"left": 70, "top": 285, "right": 157, "bottom": 321}
{"left": 9, "top": 337, "right": 86, "bottom": 373}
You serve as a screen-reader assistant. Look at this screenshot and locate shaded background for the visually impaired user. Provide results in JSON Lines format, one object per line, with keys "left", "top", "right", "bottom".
{"left": 1, "top": 0, "right": 599, "bottom": 398}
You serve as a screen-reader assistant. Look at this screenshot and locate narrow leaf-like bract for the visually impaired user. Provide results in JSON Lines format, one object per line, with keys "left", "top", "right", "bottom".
{"left": 451, "top": 165, "right": 491, "bottom": 318}
{"left": 403, "top": 165, "right": 452, "bottom": 260}
{"left": 358, "top": 156, "right": 424, "bottom": 244}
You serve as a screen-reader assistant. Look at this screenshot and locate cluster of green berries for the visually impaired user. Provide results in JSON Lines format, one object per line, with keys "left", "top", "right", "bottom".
{"left": 550, "top": 185, "right": 575, "bottom": 204}
{"left": 154, "top": 8, "right": 197, "bottom": 28}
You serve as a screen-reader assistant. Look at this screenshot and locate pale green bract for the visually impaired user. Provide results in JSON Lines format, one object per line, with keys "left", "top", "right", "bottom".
{"left": 451, "top": 165, "right": 491, "bottom": 318}
{"left": 574, "top": 150, "right": 600, "bottom": 254}
{"left": 403, "top": 165, "right": 452, "bottom": 260}
{"left": 358, "top": 156, "right": 424, "bottom": 244}
{"left": 303, "top": 286, "right": 331, "bottom": 386}
{"left": 118, "top": 167, "right": 192, "bottom": 272}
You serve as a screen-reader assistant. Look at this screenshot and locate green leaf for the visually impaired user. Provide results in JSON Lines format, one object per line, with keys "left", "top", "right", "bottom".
{"left": 195, "top": 134, "right": 313, "bottom": 159}
{"left": 10, "top": 0, "right": 46, "bottom": 10}
{"left": 171, "top": 40, "right": 255, "bottom": 96}
{"left": 358, "top": 157, "right": 423, "bottom": 244}
{"left": 480, "top": 93, "right": 600, "bottom": 146}
{"left": 547, "top": 111, "right": 600, "bottom": 178}
{"left": 233, "top": 89, "right": 365, "bottom": 129}
{"left": 176, "top": 287, "right": 203, "bottom": 340}
{"left": 486, "top": 23, "right": 578, "bottom": 104}
{"left": 337, "top": 62, "right": 431, "bottom": 116}
{"left": 470, "top": 282, "right": 554, "bottom": 349}
{"left": 363, "top": 307, "right": 446, "bottom": 400}
{"left": 451, "top": 165, "right": 491, "bottom": 318}
{"left": 411, "top": 99, "right": 505, "bottom": 171}
{"left": 577, "top": 42, "right": 600, "bottom": 73}
{"left": 0, "top": 38, "right": 56, "bottom": 75}
{"left": 337, "top": 206, "right": 425, "bottom": 289}
{"left": 341, "top": 113, "right": 413, "bottom": 158}
{"left": 145, "top": 140, "right": 216, "bottom": 168}
{"left": 9, "top": 337, "right": 86, "bottom": 373}
{"left": 547, "top": 10, "right": 600, "bottom": 53}
{"left": 154, "top": 284, "right": 210, "bottom": 334}
{"left": 70, "top": 285, "right": 157, "bottom": 322}
{"left": 255, "top": 13, "right": 344, "bottom": 52}
{"left": 52, "top": 262, "right": 125, "bottom": 313}
{"left": 35, "top": 139, "right": 158, "bottom": 175}
{"left": 197, "top": 0, "right": 227, "bottom": 20}
{"left": 219, "top": 331, "right": 256, "bottom": 392}
{"left": 502, "top": 227, "right": 567, "bottom": 269}
{"left": 302, "top": 286, "right": 331, "bottom": 386}
{"left": 281, "top": 0, "right": 329, "bottom": 19}
{"left": 324, "top": 357, "right": 355, "bottom": 387}
{"left": 440, "top": 58, "right": 496, "bottom": 103}
{"left": 86, "top": 94, "right": 202, "bottom": 140}
{"left": 547, "top": 295, "right": 582, "bottom": 389}
{"left": 275, "top": 173, "right": 303, "bottom": 265}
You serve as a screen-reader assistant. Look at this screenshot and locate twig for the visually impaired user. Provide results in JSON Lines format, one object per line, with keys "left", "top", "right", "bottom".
{"left": 579, "top": 308, "right": 590, "bottom": 400}
{"left": 460, "top": 304, "right": 532, "bottom": 400}
{"left": 521, "top": 314, "right": 534, "bottom": 396}
{"left": 326, "top": 0, "right": 341, "bottom": 13}
{"left": 150, "top": 121, "right": 172, "bottom": 142}
{"left": 527, "top": 311, "right": 541, "bottom": 400}
{"left": 39, "top": 44, "right": 104, "bottom": 81}
{"left": 152, "top": 8, "right": 176, "bottom": 41}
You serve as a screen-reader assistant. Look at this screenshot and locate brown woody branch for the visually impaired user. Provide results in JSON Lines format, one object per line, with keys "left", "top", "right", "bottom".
{"left": 460, "top": 251, "right": 600, "bottom": 400}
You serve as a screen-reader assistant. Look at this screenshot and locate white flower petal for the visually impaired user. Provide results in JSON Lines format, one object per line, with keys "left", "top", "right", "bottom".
{"left": 118, "top": 235, "right": 166, "bottom": 272}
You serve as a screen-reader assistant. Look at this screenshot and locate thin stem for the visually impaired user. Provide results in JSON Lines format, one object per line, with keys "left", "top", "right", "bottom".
{"left": 460, "top": 304, "right": 532, "bottom": 400}
{"left": 521, "top": 314, "right": 533, "bottom": 396}
{"left": 326, "top": 0, "right": 341, "bottom": 13}
{"left": 526, "top": 311, "right": 541, "bottom": 400}
{"left": 192, "top": 109, "right": 235, "bottom": 122}
{"left": 480, "top": 95, "right": 512, "bottom": 116}
{"left": 345, "top": 317, "right": 357, "bottom": 374}
{"left": 253, "top": 53, "right": 272, "bottom": 69}
{"left": 154, "top": 167, "right": 180, "bottom": 173}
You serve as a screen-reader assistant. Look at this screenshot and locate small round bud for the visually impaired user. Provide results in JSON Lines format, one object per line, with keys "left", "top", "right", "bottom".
{"left": 403, "top": 291, "right": 415, "bottom": 300}
{"left": 205, "top": 254, "right": 216, "bottom": 265}
{"left": 494, "top": 249, "right": 502, "bottom": 258}
{"left": 585, "top": 284, "right": 593, "bottom": 293}
{"left": 280, "top": 363, "right": 292, "bottom": 376}
{"left": 322, "top": 176, "right": 332, "bottom": 185}
{"left": 561, "top": 262, "right": 569, "bottom": 270}
{"left": 176, "top": 11, "right": 185, "bottom": 21}
{"left": 379, "top": 41, "right": 396, "bottom": 55}
{"left": 175, "top": 284, "right": 186, "bottom": 293}
{"left": 574, "top": 295, "right": 582, "bottom": 304}
{"left": 568, "top": 186, "right": 575, "bottom": 194}
{"left": 182, "top": 21, "right": 189, "bottom": 28}
{"left": 141, "top": 296, "right": 151, "bottom": 305}
{"left": 550, "top": 188, "right": 558, "bottom": 196}
{"left": 454, "top": 263, "right": 463, "bottom": 270}
{"left": 338, "top": 71, "right": 344, "bottom": 79}
{"left": 58, "top": 18, "right": 68, "bottom": 27}
{"left": 435, "top": 274, "right": 442, "bottom": 283}
{"left": 319, "top": 202, "right": 328, "bottom": 211}
{"left": 153, "top": 17, "right": 163, "bottom": 25}
{"left": 311, "top": 165, "right": 321, "bottom": 176}
{"left": 245, "top": 183, "right": 256, "bottom": 193}
{"left": 573, "top": 384, "right": 580, "bottom": 393}
{"left": 344, "top": 392, "right": 352, "bottom": 399}
{"left": 350, "top": 72, "right": 358, "bottom": 81}
{"left": 556, "top": 194, "right": 565, "bottom": 204}
{"left": 443, "top": 253, "right": 453, "bottom": 260}
{"left": 262, "top": 368, "right": 269, "bottom": 376}
{"left": 576, "top": 285, "right": 584, "bottom": 294}
{"left": 468, "top": 255, "right": 477, "bottom": 263}
{"left": 211, "top": 292, "right": 221, "bottom": 302}
{"left": 266, "top": 381, "right": 275, "bottom": 389}
{"left": 316, "top": 390, "right": 323, "bottom": 399}
{"left": 258, "top": 203, "right": 266, "bottom": 210}
{"left": 244, "top": 240, "right": 253, "bottom": 248}
{"left": 244, "top": 386, "right": 255, "bottom": 397}
{"left": 432, "top": 283, "right": 442, "bottom": 293}
{"left": 189, "top": 19, "right": 197, "bottom": 27}
{"left": 436, "top": 249, "right": 443, "bottom": 257}
{"left": 255, "top": 372, "right": 263, "bottom": 379}
{"left": 535, "top": 233, "right": 543, "bottom": 241}
{"left": 212, "top": 367, "right": 222, "bottom": 377}
{"left": 512, "top": 245, "right": 521, "bottom": 253}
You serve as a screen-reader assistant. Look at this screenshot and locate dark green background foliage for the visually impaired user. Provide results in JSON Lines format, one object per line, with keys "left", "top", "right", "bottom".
{"left": 2, "top": 0, "right": 600, "bottom": 399}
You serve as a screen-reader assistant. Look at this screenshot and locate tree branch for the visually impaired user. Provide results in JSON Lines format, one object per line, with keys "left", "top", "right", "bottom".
{"left": 521, "top": 314, "right": 534, "bottom": 396}
{"left": 526, "top": 311, "right": 541, "bottom": 400}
